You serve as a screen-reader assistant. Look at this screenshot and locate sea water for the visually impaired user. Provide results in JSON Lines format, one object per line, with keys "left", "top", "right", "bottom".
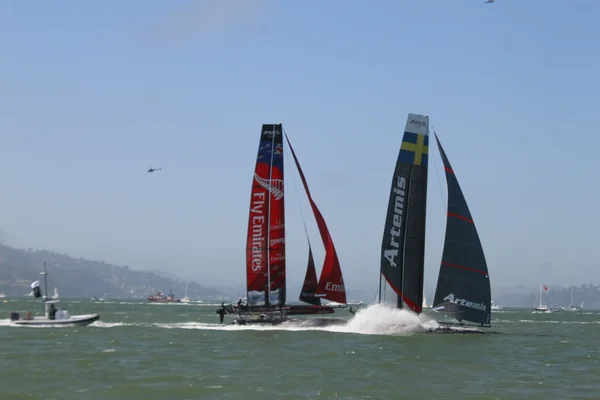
{"left": 1, "top": 299, "right": 598, "bottom": 399}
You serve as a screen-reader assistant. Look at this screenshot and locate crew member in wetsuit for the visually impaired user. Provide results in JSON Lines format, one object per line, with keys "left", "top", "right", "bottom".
{"left": 216, "top": 303, "right": 226, "bottom": 324}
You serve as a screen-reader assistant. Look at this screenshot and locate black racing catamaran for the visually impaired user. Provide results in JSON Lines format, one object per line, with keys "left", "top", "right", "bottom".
{"left": 379, "top": 113, "right": 491, "bottom": 332}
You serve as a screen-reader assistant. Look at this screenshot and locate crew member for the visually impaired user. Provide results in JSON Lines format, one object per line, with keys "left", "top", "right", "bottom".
{"left": 216, "top": 304, "right": 226, "bottom": 324}
{"left": 49, "top": 303, "right": 57, "bottom": 320}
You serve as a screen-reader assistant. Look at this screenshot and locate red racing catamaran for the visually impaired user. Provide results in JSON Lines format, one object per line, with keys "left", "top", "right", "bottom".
{"left": 218, "top": 124, "right": 356, "bottom": 324}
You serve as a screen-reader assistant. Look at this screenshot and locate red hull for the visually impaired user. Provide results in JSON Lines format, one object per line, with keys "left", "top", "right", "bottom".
{"left": 147, "top": 297, "right": 181, "bottom": 303}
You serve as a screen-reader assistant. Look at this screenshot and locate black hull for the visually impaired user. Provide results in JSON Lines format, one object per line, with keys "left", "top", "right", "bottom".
{"left": 224, "top": 304, "right": 335, "bottom": 316}
{"left": 426, "top": 326, "right": 485, "bottom": 334}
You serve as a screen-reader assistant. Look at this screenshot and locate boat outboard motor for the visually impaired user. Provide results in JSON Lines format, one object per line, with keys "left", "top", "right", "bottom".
{"left": 10, "top": 312, "right": 19, "bottom": 321}
{"left": 55, "top": 309, "right": 69, "bottom": 320}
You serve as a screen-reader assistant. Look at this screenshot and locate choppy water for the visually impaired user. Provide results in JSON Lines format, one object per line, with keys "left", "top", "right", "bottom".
{"left": 1, "top": 298, "right": 598, "bottom": 399}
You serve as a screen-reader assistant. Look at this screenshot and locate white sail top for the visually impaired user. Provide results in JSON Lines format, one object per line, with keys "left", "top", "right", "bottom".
{"left": 404, "top": 113, "right": 429, "bottom": 136}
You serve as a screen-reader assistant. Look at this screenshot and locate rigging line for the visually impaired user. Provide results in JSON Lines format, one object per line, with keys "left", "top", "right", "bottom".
{"left": 430, "top": 125, "right": 447, "bottom": 214}
{"left": 282, "top": 127, "right": 314, "bottom": 251}
{"left": 424, "top": 124, "right": 447, "bottom": 315}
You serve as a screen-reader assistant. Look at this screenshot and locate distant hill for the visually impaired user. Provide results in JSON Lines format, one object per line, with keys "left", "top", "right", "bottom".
{"left": 0, "top": 243, "right": 228, "bottom": 300}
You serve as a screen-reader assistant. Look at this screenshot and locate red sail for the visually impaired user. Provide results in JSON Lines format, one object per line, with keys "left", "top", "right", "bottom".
{"left": 299, "top": 245, "right": 321, "bottom": 306}
{"left": 246, "top": 124, "right": 286, "bottom": 306}
{"left": 284, "top": 134, "right": 347, "bottom": 304}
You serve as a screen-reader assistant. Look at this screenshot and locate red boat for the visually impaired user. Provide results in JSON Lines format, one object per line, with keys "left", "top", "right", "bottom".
{"left": 217, "top": 124, "right": 360, "bottom": 325}
{"left": 147, "top": 291, "right": 181, "bottom": 303}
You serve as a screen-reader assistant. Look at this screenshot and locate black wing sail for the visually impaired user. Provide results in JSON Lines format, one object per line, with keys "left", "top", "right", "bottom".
{"left": 379, "top": 114, "right": 429, "bottom": 313}
{"left": 432, "top": 134, "right": 491, "bottom": 326}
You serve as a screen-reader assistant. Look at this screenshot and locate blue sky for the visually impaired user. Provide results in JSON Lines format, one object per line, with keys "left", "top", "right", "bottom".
{"left": 1, "top": 0, "right": 599, "bottom": 297}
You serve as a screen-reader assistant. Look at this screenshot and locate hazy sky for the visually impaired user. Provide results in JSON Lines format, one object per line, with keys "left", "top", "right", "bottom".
{"left": 1, "top": 0, "right": 599, "bottom": 297}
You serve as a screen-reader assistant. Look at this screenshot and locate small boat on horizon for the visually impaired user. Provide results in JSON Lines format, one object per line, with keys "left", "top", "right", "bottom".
{"left": 422, "top": 294, "right": 432, "bottom": 310}
{"left": 532, "top": 284, "right": 557, "bottom": 313}
{"left": 562, "top": 287, "right": 583, "bottom": 311}
{"left": 148, "top": 290, "right": 181, "bottom": 303}
{"left": 181, "top": 283, "right": 192, "bottom": 303}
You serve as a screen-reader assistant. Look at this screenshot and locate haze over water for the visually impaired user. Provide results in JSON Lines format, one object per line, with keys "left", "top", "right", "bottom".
{"left": 1, "top": 299, "right": 598, "bottom": 399}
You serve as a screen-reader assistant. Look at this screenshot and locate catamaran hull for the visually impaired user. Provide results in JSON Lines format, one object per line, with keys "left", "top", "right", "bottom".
{"left": 426, "top": 326, "right": 485, "bottom": 334}
{"left": 11, "top": 314, "right": 100, "bottom": 327}
{"left": 233, "top": 318, "right": 285, "bottom": 326}
{"left": 233, "top": 317, "right": 347, "bottom": 327}
{"left": 225, "top": 304, "right": 335, "bottom": 316}
{"left": 285, "top": 305, "right": 335, "bottom": 315}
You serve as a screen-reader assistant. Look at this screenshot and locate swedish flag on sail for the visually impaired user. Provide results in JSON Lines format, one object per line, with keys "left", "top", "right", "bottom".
{"left": 398, "top": 131, "right": 429, "bottom": 166}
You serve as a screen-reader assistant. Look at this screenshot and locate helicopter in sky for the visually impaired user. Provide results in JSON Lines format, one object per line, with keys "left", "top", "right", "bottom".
{"left": 484, "top": 0, "right": 494, "bottom": 3}
{"left": 147, "top": 167, "right": 162, "bottom": 173}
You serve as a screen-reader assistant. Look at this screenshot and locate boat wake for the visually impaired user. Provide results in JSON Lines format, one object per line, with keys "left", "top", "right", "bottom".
{"left": 0, "top": 305, "right": 493, "bottom": 334}
{"left": 332, "top": 304, "right": 437, "bottom": 335}
{"left": 162, "top": 305, "right": 444, "bottom": 336}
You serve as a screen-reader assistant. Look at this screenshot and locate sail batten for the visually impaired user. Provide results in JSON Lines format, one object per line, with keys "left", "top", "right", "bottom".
{"left": 432, "top": 133, "right": 491, "bottom": 326}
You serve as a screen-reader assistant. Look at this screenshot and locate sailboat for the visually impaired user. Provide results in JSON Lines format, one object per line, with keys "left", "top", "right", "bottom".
{"left": 422, "top": 293, "right": 431, "bottom": 310}
{"left": 562, "top": 286, "right": 582, "bottom": 311}
{"left": 490, "top": 300, "right": 503, "bottom": 310}
{"left": 218, "top": 124, "right": 353, "bottom": 324}
{"left": 181, "top": 283, "right": 191, "bottom": 303}
{"left": 379, "top": 113, "right": 492, "bottom": 333}
{"left": 532, "top": 284, "right": 555, "bottom": 313}
{"left": 52, "top": 287, "right": 59, "bottom": 299}
{"left": 10, "top": 262, "right": 100, "bottom": 326}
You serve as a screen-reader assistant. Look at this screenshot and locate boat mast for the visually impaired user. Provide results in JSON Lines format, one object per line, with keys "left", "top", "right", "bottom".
{"left": 41, "top": 261, "right": 49, "bottom": 301}
{"left": 398, "top": 165, "right": 415, "bottom": 309}
{"left": 571, "top": 287, "right": 574, "bottom": 306}
{"left": 264, "top": 129, "right": 277, "bottom": 307}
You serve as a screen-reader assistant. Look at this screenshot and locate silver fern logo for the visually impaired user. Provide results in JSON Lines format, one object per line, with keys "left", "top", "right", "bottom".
{"left": 254, "top": 174, "right": 284, "bottom": 200}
